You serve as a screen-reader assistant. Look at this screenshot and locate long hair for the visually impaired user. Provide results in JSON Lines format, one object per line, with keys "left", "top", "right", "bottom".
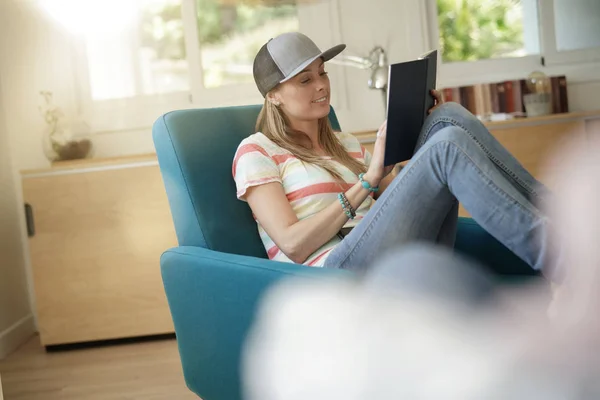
{"left": 255, "top": 99, "right": 367, "bottom": 181}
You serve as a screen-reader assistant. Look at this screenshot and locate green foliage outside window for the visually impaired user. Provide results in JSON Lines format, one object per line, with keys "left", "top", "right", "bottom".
{"left": 437, "top": 0, "right": 525, "bottom": 62}
{"left": 140, "top": 0, "right": 296, "bottom": 61}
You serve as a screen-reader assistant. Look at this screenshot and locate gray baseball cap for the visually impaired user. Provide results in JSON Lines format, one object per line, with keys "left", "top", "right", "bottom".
{"left": 253, "top": 32, "right": 346, "bottom": 97}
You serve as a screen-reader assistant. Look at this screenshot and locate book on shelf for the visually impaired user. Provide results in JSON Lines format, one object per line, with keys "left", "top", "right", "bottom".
{"left": 440, "top": 75, "right": 569, "bottom": 121}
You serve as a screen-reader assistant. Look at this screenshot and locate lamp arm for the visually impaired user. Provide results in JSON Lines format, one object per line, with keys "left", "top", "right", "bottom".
{"left": 328, "top": 45, "right": 390, "bottom": 108}
{"left": 328, "top": 56, "right": 373, "bottom": 70}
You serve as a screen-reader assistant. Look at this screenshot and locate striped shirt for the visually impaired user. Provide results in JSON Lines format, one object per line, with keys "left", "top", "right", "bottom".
{"left": 232, "top": 131, "right": 373, "bottom": 266}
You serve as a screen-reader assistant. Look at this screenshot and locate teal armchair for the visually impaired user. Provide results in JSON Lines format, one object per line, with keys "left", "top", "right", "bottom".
{"left": 152, "top": 105, "right": 536, "bottom": 400}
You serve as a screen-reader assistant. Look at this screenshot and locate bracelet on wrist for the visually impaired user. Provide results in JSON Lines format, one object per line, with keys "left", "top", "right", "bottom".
{"left": 359, "top": 173, "right": 379, "bottom": 193}
{"left": 341, "top": 193, "right": 356, "bottom": 218}
{"left": 337, "top": 193, "right": 356, "bottom": 219}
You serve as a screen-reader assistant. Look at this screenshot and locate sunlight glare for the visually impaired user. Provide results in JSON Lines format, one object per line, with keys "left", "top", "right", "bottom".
{"left": 40, "top": 0, "right": 139, "bottom": 36}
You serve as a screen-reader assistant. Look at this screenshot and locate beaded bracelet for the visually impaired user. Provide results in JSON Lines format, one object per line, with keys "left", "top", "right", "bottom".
{"left": 337, "top": 193, "right": 353, "bottom": 219}
{"left": 337, "top": 193, "right": 356, "bottom": 219}
{"left": 358, "top": 173, "right": 379, "bottom": 193}
{"left": 343, "top": 193, "right": 357, "bottom": 218}
{"left": 346, "top": 197, "right": 357, "bottom": 219}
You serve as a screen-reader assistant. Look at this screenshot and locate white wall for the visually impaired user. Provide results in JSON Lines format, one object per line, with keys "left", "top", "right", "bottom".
{"left": 0, "top": 0, "right": 80, "bottom": 172}
{"left": 332, "top": 0, "right": 431, "bottom": 131}
{"left": 0, "top": 73, "right": 35, "bottom": 359}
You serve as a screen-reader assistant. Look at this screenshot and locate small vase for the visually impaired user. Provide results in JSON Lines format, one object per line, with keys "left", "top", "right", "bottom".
{"left": 42, "top": 126, "right": 61, "bottom": 162}
{"left": 39, "top": 90, "right": 93, "bottom": 163}
{"left": 523, "top": 93, "right": 552, "bottom": 118}
{"left": 42, "top": 126, "right": 93, "bottom": 163}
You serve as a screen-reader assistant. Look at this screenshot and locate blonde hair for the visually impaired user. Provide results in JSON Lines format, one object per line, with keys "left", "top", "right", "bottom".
{"left": 256, "top": 99, "right": 367, "bottom": 181}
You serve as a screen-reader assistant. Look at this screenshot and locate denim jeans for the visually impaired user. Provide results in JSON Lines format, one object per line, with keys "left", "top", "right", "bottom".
{"left": 324, "top": 102, "right": 559, "bottom": 281}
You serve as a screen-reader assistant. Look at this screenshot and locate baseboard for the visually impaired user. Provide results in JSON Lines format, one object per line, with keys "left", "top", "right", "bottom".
{"left": 0, "top": 314, "right": 35, "bottom": 360}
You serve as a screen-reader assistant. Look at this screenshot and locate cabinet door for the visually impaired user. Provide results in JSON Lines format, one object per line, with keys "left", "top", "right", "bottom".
{"left": 459, "top": 121, "right": 587, "bottom": 217}
{"left": 22, "top": 162, "right": 178, "bottom": 345}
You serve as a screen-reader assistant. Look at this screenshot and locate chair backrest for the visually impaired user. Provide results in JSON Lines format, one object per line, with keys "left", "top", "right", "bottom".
{"left": 152, "top": 104, "right": 342, "bottom": 257}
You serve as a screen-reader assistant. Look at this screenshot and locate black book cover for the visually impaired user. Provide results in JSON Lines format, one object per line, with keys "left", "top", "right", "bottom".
{"left": 384, "top": 50, "right": 437, "bottom": 165}
{"left": 558, "top": 75, "right": 569, "bottom": 113}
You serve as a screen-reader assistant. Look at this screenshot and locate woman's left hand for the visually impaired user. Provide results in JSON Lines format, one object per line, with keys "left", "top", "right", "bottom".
{"left": 428, "top": 89, "right": 444, "bottom": 114}
{"left": 365, "top": 120, "right": 396, "bottom": 186}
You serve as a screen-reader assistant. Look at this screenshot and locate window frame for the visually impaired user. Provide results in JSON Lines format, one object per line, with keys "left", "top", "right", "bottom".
{"left": 71, "top": 0, "right": 340, "bottom": 133}
{"left": 537, "top": 0, "right": 600, "bottom": 66}
{"left": 425, "top": 0, "right": 600, "bottom": 88}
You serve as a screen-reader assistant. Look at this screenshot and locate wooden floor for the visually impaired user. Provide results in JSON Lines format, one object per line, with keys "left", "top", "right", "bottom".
{"left": 0, "top": 335, "right": 198, "bottom": 399}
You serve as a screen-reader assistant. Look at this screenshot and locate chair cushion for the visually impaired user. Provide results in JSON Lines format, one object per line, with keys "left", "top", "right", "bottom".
{"left": 153, "top": 105, "right": 342, "bottom": 258}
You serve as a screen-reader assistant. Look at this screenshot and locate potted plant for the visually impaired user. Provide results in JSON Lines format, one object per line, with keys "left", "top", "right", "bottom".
{"left": 39, "top": 90, "right": 93, "bottom": 162}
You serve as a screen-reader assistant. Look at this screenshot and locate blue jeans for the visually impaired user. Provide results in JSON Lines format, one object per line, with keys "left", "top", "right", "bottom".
{"left": 324, "top": 103, "right": 560, "bottom": 281}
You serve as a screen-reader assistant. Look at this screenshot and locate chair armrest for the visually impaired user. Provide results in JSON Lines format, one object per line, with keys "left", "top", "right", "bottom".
{"left": 160, "top": 246, "right": 351, "bottom": 400}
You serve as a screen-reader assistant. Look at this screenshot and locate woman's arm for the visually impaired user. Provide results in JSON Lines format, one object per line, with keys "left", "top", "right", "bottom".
{"left": 374, "top": 90, "right": 443, "bottom": 198}
{"left": 244, "top": 122, "right": 391, "bottom": 264}
{"left": 246, "top": 177, "right": 375, "bottom": 264}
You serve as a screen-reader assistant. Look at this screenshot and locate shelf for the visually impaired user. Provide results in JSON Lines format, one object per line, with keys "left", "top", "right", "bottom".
{"left": 353, "top": 109, "right": 600, "bottom": 144}
{"left": 20, "top": 109, "right": 600, "bottom": 174}
{"left": 485, "top": 109, "right": 600, "bottom": 129}
{"left": 21, "top": 153, "right": 158, "bottom": 177}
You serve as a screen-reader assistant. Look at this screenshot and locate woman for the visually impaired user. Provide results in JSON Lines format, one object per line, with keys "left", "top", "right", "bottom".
{"left": 233, "top": 32, "right": 561, "bottom": 282}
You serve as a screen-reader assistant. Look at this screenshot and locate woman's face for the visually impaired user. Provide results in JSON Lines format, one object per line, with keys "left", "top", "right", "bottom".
{"left": 269, "top": 57, "right": 331, "bottom": 124}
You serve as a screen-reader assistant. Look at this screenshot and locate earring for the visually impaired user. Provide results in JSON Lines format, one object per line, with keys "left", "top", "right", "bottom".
{"left": 272, "top": 101, "right": 281, "bottom": 107}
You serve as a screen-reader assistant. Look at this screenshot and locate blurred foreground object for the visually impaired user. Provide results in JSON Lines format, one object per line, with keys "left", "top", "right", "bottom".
{"left": 243, "top": 137, "right": 600, "bottom": 400}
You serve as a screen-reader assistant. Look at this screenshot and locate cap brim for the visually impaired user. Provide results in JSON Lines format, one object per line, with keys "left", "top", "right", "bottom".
{"left": 280, "top": 44, "right": 346, "bottom": 84}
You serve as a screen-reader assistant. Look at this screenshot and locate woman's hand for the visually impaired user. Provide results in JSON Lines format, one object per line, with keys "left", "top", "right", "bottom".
{"left": 428, "top": 89, "right": 444, "bottom": 114}
{"left": 363, "top": 120, "right": 395, "bottom": 187}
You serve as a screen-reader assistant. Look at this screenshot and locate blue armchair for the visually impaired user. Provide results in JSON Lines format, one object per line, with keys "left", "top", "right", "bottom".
{"left": 152, "top": 105, "right": 537, "bottom": 400}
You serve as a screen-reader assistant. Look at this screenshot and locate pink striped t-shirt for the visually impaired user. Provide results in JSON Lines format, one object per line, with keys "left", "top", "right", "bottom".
{"left": 232, "top": 131, "right": 373, "bottom": 266}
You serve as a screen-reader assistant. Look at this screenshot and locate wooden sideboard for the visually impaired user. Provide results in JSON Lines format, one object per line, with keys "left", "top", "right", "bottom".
{"left": 354, "top": 109, "right": 600, "bottom": 217}
{"left": 21, "top": 156, "right": 177, "bottom": 346}
{"left": 20, "top": 109, "right": 599, "bottom": 346}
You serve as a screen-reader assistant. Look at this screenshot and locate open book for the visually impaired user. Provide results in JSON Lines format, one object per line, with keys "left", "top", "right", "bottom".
{"left": 384, "top": 50, "right": 438, "bottom": 166}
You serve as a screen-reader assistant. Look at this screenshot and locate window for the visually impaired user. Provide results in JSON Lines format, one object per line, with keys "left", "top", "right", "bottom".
{"left": 427, "top": 0, "right": 600, "bottom": 85}
{"left": 42, "top": 0, "right": 190, "bottom": 102}
{"left": 139, "top": 1, "right": 190, "bottom": 96}
{"left": 83, "top": 0, "right": 190, "bottom": 101}
{"left": 435, "top": 0, "right": 539, "bottom": 63}
{"left": 195, "top": 0, "right": 298, "bottom": 88}
{"left": 553, "top": 0, "right": 600, "bottom": 52}
{"left": 41, "top": 0, "right": 301, "bottom": 131}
